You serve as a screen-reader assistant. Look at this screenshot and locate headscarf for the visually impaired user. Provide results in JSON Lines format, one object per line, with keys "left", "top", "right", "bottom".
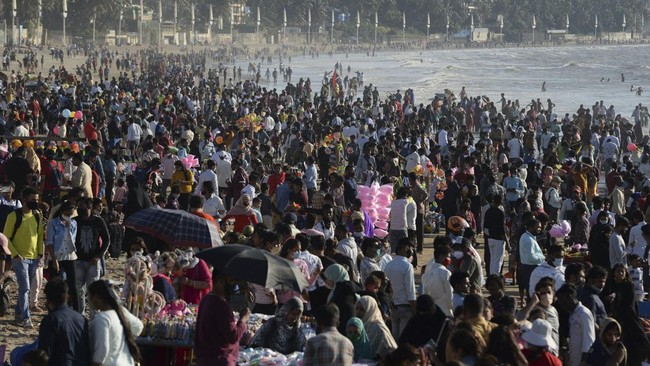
{"left": 347, "top": 317, "right": 373, "bottom": 361}
{"left": 123, "top": 175, "right": 153, "bottom": 218}
{"left": 249, "top": 296, "right": 306, "bottom": 354}
{"left": 598, "top": 317, "right": 622, "bottom": 354}
{"left": 226, "top": 194, "right": 255, "bottom": 216}
{"left": 356, "top": 296, "right": 397, "bottom": 358}
{"left": 324, "top": 264, "right": 350, "bottom": 303}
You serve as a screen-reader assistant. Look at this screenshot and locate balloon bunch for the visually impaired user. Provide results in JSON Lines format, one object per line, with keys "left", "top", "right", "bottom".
{"left": 549, "top": 220, "right": 572, "bottom": 238}
{"left": 357, "top": 183, "right": 393, "bottom": 239}
{"left": 180, "top": 154, "right": 200, "bottom": 169}
{"left": 61, "top": 109, "right": 84, "bottom": 120}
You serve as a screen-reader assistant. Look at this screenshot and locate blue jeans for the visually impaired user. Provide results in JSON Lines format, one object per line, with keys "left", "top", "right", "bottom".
{"left": 12, "top": 258, "right": 38, "bottom": 320}
{"left": 389, "top": 229, "right": 408, "bottom": 253}
{"left": 75, "top": 260, "right": 101, "bottom": 317}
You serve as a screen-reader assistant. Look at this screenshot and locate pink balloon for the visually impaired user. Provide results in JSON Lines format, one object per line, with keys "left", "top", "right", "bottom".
{"left": 358, "top": 186, "right": 371, "bottom": 195}
{"left": 74, "top": 111, "right": 83, "bottom": 120}
{"left": 549, "top": 225, "right": 565, "bottom": 238}
{"left": 627, "top": 143, "right": 637, "bottom": 152}
{"left": 375, "top": 220, "right": 389, "bottom": 230}
{"left": 560, "top": 220, "right": 571, "bottom": 235}
{"left": 53, "top": 126, "right": 60, "bottom": 135}
{"left": 376, "top": 207, "right": 390, "bottom": 216}
{"left": 374, "top": 229, "right": 388, "bottom": 239}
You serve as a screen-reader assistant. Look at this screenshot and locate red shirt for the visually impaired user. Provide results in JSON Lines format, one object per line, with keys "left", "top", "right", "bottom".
{"left": 192, "top": 211, "right": 218, "bottom": 225}
{"left": 83, "top": 122, "right": 98, "bottom": 141}
{"left": 522, "top": 349, "right": 562, "bottom": 366}
{"left": 222, "top": 214, "right": 258, "bottom": 233}
{"left": 40, "top": 158, "right": 61, "bottom": 192}
{"left": 181, "top": 259, "right": 212, "bottom": 305}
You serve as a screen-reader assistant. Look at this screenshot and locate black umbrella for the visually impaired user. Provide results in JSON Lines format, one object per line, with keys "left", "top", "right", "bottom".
{"left": 197, "top": 245, "right": 308, "bottom": 293}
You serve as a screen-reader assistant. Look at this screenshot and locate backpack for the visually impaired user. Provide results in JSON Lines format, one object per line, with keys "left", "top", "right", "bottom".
{"left": 9, "top": 209, "right": 41, "bottom": 242}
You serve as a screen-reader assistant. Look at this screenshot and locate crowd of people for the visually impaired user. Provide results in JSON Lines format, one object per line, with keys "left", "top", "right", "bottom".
{"left": 0, "top": 44, "right": 649, "bottom": 366}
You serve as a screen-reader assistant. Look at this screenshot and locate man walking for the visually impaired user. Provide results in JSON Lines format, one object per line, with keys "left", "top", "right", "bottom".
{"left": 4, "top": 187, "right": 44, "bottom": 327}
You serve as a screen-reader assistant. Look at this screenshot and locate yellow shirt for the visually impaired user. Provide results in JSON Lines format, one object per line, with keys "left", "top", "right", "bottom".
{"left": 172, "top": 169, "right": 194, "bottom": 193}
{"left": 4, "top": 210, "right": 44, "bottom": 259}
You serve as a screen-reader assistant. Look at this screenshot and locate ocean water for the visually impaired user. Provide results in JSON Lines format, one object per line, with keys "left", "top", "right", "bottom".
{"left": 237, "top": 44, "right": 650, "bottom": 119}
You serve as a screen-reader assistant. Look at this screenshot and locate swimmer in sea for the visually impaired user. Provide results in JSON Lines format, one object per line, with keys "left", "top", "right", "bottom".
{"left": 542, "top": 81, "right": 546, "bottom": 92}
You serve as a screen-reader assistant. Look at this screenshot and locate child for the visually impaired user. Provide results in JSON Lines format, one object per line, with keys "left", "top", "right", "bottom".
{"left": 252, "top": 197, "right": 263, "bottom": 225}
{"left": 113, "top": 178, "right": 127, "bottom": 204}
{"left": 450, "top": 271, "right": 470, "bottom": 311}
{"left": 165, "top": 186, "right": 181, "bottom": 209}
{"left": 628, "top": 254, "right": 644, "bottom": 293}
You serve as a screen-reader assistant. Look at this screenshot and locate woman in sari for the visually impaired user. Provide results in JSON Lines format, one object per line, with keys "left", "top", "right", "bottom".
{"left": 355, "top": 295, "right": 397, "bottom": 360}
{"left": 249, "top": 297, "right": 306, "bottom": 354}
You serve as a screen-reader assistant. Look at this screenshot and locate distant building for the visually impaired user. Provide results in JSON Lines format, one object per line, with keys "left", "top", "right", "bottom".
{"left": 231, "top": 1, "right": 247, "bottom": 25}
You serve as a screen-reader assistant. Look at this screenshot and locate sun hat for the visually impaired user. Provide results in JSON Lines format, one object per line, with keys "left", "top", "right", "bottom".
{"left": 521, "top": 319, "right": 557, "bottom": 350}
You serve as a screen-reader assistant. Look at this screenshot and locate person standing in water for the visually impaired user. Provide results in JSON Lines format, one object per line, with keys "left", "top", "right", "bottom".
{"left": 541, "top": 81, "right": 546, "bottom": 92}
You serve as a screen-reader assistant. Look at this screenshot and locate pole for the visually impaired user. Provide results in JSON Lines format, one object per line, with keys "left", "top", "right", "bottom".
{"left": 308, "top": 8, "right": 312, "bottom": 44}
{"left": 283, "top": 8, "right": 287, "bottom": 46}
{"left": 595, "top": 14, "right": 598, "bottom": 38}
{"left": 118, "top": 9, "right": 123, "bottom": 46}
{"left": 92, "top": 10, "right": 96, "bottom": 44}
{"left": 191, "top": 3, "right": 195, "bottom": 45}
{"left": 356, "top": 10, "right": 360, "bottom": 45}
{"left": 446, "top": 15, "right": 449, "bottom": 41}
{"left": 209, "top": 5, "right": 214, "bottom": 45}
{"left": 62, "top": 0, "right": 67, "bottom": 46}
{"left": 470, "top": 12, "right": 474, "bottom": 41}
{"left": 159, "top": 0, "right": 162, "bottom": 47}
{"left": 374, "top": 11, "right": 377, "bottom": 46}
{"left": 37, "top": 0, "right": 42, "bottom": 45}
{"left": 331, "top": 9, "right": 334, "bottom": 43}
{"left": 173, "top": 0, "right": 178, "bottom": 45}
{"left": 230, "top": 10, "right": 234, "bottom": 44}
{"left": 532, "top": 15, "right": 536, "bottom": 43}
{"left": 623, "top": 14, "right": 626, "bottom": 33}
{"left": 140, "top": 0, "right": 144, "bottom": 44}
{"left": 12, "top": 0, "right": 16, "bottom": 45}
{"left": 426, "top": 13, "right": 430, "bottom": 39}
{"left": 256, "top": 6, "right": 259, "bottom": 46}
{"left": 402, "top": 12, "right": 405, "bottom": 43}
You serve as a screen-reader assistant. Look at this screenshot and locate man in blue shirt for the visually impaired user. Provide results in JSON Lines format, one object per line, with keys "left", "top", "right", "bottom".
{"left": 503, "top": 166, "right": 525, "bottom": 212}
{"left": 519, "top": 218, "right": 546, "bottom": 299}
{"left": 38, "top": 277, "right": 90, "bottom": 366}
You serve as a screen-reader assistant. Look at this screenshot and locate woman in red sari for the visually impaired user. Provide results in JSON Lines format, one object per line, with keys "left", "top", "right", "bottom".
{"left": 221, "top": 194, "right": 258, "bottom": 233}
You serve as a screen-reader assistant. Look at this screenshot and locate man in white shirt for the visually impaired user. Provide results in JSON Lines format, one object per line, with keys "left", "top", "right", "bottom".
{"left": 627, "top": 210, "right": 647, "bottom": 257}
{"left": 529, "top": 244, "right": 565, "bottom": 297}
{"left": 507, "top": 131, "right": 522, "bottom": 159}
{"left": 161, "top": 149, "right": 179, "bottom": 198}
{"left": 556, "top": 284, "right": 596, "bottom": 366}
{"left": 404, "top": 145, "right": 420, "bottom": 173}
{"left": 609, "top": 217, "right": 630, "bottom": 268}
{"left": 194, "top": 159, "right": 219, "bottom": 197}
{"left": 214, "top": 152, "right": 232, "bottom": 196}
{"left": 263, "top": 113, "right": 276, "bottom": 132}
{"left": 334, "top": 224, "right": 358, "bottom": 266}
{"left": 389, "top": 188, "right": 409, "bottom": 253}
{"left": 422, "top": 245, "right": 453, "bottom": 316}
{"left": 295, "top": 234, "right": 323, "bottom": 292}
{"left": 384, "top": 238, "right": 417, "bottom": 338}
{"left": 126, "top": 118, "right": 142, "bottom": 158}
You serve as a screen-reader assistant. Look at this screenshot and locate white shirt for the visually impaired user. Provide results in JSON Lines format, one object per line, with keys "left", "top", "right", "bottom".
{"left": 215, "top": 159, "right": 232, "bottom": 187}
{"left": 528, "top": 262, "right": 565, "bottom": 297}
{"left": 406, "top": 198, "right": 417, "bottom": 231}
{"left": 127, "top": 123, "right": 142, "bottom": 142}
{"left": 194, "top": 169, "right": 219, "bottom": 197}
{"left": 161, "top": 155, "right": 179, "bottom": 180}
{"left": 203, "top": 194, "right": 226, "bottom": 218}
{"left": 384, "top": 255, "right": 416, "bottom": 306}
{"left": 507, "top": 138, "right": 522, "bottom": 159}
{"left": 241, "top": 184, "right": 257, "bottom": 198}
{"left": 389, "top": 199, "right": 408, "bottom": 231}
{"left": 609, "top": 232, "right": 627, "bottom": 268}
{"left": 90, "top": 308, "right": 144, "bottom": 366}
{"left": 314, "top": 221, "right": 335, "bottom": 240}
{"left": 568, "top": 303, "right": 596, "bottom": 366}
{"left": 628, "top": 221, "right": 648, "bottom": 257}
{"left": 263, "top": 115, "right": 276, "bottom": 131}
{"left": 297, "top": 251, "right": 323, "bottom": 292}
{"left": 438, "top": 130, "right": 448, "bottom": 148}
{"left": 336, "top": 237, "right": 359, "bottom": 264}
{"left": 422, "top": 262, "right": 453, "bottom": 316}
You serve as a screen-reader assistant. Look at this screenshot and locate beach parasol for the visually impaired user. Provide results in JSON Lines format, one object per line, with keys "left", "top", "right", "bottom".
{"left": 197, "top": 245, "right": 308, "bottom": 293}
{"left": 124, "top": 208, "right": 223, "bottom": 249}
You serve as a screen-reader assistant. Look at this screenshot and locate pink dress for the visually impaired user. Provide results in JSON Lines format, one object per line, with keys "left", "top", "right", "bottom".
{"left": 181, "top": 259, "right": 212, "bottom": 305}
